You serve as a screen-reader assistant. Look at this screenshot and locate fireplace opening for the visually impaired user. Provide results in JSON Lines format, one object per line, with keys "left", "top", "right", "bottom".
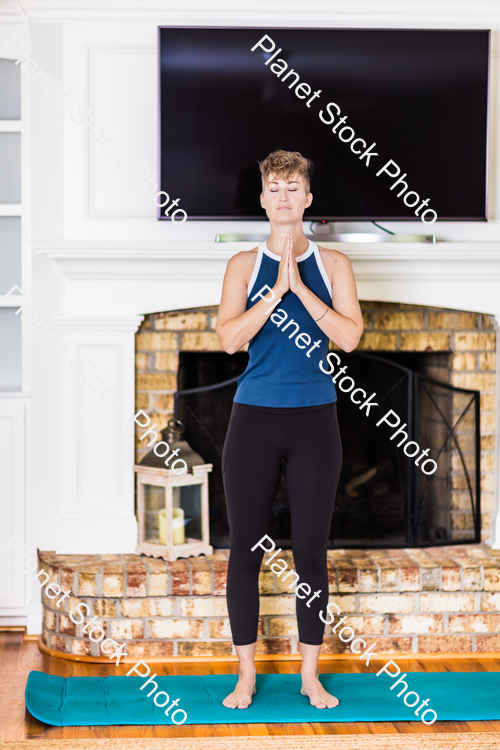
{"left": 174, "top": 350, "right": 480, "bottom": 549}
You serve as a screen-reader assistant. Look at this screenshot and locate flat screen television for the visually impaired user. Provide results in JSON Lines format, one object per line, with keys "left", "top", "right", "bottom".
{"left": 158, "top": 27, "right": 490, "bottom": 222}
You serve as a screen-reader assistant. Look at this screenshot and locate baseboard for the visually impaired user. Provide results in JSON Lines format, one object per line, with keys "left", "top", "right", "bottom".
{"left": 0, "top": 625, "right": 26, "bottom": 632}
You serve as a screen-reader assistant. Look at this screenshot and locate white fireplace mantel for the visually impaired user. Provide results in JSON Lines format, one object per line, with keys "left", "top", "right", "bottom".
{"left": 37, "top": 239, "right": 500, "bottom": 314}
{"left": 34, "top": 239, "right": 500, "bottom": 553}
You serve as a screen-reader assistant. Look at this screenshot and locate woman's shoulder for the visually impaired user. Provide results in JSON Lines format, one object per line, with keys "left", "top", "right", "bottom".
{"left": 316, "top": 245, "right": 352, "bottom": 273}
{"left": 225, "top": 246, "right": 260, "bottom": 286}
{"left": 229, "top": 246, "right": 259, "bottom": 266}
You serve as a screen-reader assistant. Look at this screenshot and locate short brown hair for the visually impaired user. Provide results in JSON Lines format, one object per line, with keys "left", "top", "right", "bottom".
{"left": 259, "top": 150, "right": 313, "bottom": 193}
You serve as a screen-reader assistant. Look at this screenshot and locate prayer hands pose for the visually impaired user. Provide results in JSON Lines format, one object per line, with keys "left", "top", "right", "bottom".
{"left": 275, "top": 233, "right": 304, "bottom": 296}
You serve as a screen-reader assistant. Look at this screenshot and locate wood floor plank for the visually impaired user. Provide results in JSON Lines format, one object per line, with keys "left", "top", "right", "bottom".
{"left": 150, "top": 726, "right": 190, "bottom": 737}
{"left": 367, "top": 722, "right": 399, "bottom": 733}
{"left": 332, "top": 661, "right": 364, "bottom": 673}
{"left": 415, "top": 660, "right": 445, "bottom": 673}
{"left": 320, "top": 722, "right": 371, "bottom": 734}
{"left": 424, "top": 659, "right": 451, "bottom": 672}
{"left": 210, "top": 663, "right": 233, "bottom": 676}
{"left": 478, "top": 659, "right": 500, "bottom": 672}
{"left": 244, "top": 723, "right": 271, "bottom": 736}
{"left": 228, "top": 724, "right": 253, "bottom": 736}
{"left": 393, "top": 721, "right": 437, "bottom": 733}
{"left": 309, "top": 722, "right": 328, "bottom": 734}
{"left": 432, "top": 721, "right": 474, "bottom": 733}
{"left": 256, "top": 661, "right": 279, "bottom": 674}
{"left": 191, "top": 724, "right": 224, "bottom": 737}
{"left": 24, "top": 708, "right": 45, "bottom": 738}
{"left": 464, "top": 721, "right": 500, "bottom": 733}
{"left": 7, "top": 634, "right": 31, "bottom": 742}
{"left": 275, "top": 660, "right": 297, "bottom": 674}
{"left": 445, "top": 660, "right": 485, "bottom": 672}
{"left": 266, "top": 723, "right": 292, "bottom": 735}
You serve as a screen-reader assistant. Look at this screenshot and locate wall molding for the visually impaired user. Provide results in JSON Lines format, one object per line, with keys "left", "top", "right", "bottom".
{"left": 87, "top": 46, "right": 157, "bottom": 219}
{"left": 16, "top": 0, "right": 500, "bottom": 25}
{"left": 35, "top": 239, "right": 500, "bottom": 258}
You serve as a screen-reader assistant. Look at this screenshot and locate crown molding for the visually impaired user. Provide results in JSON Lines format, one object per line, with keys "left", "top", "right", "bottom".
{"left": 14, "top": 0, "right": 500, "bottom": 22}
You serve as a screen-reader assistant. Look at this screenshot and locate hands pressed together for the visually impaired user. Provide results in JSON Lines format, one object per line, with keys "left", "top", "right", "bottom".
{"left": 275, "top": 233, "right": 304, "bottom": 297}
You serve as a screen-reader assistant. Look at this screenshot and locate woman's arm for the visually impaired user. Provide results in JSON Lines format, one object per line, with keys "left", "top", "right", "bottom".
{"left": 290, "top": 247, "right": 363, "bottom": 353}
{"left": 216, "top": 248, "right": 288, "bottom": 355}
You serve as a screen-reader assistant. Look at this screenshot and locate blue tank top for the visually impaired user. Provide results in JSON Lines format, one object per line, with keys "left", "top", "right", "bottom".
{"left": 234, "top": 240, "right": 337, "bottom": 408}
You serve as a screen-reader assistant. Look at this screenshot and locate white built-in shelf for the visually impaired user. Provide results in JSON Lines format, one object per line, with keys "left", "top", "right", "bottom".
{"left": 0, "top": 204, "right": 21, "bottom": 216}
{"left": 0, "top": 120, "right": 21, "bottom": 132}
{"left": 0, "top": 293, "right": 22, "bottom": 308}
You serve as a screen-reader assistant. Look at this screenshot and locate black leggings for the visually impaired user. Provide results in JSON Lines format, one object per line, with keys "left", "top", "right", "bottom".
{"left": 222, "top": 401, "right": 342, "bottom": 646}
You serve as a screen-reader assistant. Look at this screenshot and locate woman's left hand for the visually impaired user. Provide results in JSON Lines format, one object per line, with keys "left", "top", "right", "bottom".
{"left": 288, "top": 235, "right": 304, "bottom": 294}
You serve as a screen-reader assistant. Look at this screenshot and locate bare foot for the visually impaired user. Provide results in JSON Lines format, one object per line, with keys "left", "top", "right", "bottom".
{"left": 222, "top": 673, "right": 257, "bottom": 709}
{"left": 301, "top": 676, "right": 339, "bottom": 709}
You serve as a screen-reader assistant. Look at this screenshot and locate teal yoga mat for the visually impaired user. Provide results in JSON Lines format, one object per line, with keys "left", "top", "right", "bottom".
{"left": 26, "top": 670, "right": 500, "bottom": 726}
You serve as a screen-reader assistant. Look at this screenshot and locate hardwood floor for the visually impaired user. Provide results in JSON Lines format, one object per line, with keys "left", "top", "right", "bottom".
{"left": 2, "top": 632, "right": 500, "bottom": 741}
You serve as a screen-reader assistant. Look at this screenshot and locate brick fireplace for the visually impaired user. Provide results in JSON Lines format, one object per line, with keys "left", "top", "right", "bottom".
{"left": 135, "top": 300, "right": 496, "bottom": 543}
{"left": 34, "top": 236, "right": 500, "bottom": 656}
{"left": 37, "top": 297, "right": 500, "bottom": 661}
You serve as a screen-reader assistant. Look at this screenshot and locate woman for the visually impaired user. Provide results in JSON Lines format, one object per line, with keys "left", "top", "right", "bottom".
{"left": 216, "top": 150, "right": 363, "bottom": 710}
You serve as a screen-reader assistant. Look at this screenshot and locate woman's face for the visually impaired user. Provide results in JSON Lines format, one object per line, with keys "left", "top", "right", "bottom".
{"left": 260, "top": 172, "right": 313, "bottom": 224}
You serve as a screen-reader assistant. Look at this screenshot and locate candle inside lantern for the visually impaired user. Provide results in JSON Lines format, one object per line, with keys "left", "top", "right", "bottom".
{"left": 158, "top": 507, "right": 185, "bottom": 546}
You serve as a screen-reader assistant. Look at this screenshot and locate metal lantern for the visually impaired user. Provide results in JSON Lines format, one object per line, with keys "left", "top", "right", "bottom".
{"left": 134, "top": 418, "right": 213, "bottom": 561}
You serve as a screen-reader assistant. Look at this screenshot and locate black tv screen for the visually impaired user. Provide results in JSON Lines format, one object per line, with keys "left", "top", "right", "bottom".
{"left": 159, "top": 27, "right": 490, "bottom": 222}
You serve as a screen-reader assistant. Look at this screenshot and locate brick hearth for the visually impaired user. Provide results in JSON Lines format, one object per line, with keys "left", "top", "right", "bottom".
{"left": 39, "top": 545, "right": 500, "bottom": 659}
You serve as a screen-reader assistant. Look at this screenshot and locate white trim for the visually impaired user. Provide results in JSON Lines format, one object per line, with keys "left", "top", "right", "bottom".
{"left": 87, "top": 46, "right": 157, "bottom": 219}
{"left": 0, "top": 121, "right": 21, "bottom": 132}
{"left": 313, "top": 242, "right": 333, "bottom": 298}
{"left": 246, "top": 242, "right": 264, "bottom": 298}
{"left": 0, "top": 205, "right": 21, "bottom": 216}
{"left": 58, "top": 515, "right": 138, "bottom": 554}
{"left": 33, "top": 240, "right": 500, "bottom": 260}
{"left": 56, "top": 315, "right": 144, "bottom": 331}
{"left": 14, "top": 0, "right": 500, "bottom": 23}
{"left": 0, "top": 401, "right": 26, "bottom": 609}
{"left": 0, "top": 615, "right": 27, "bottom": 626}
{"left": 263, "top": 239, "right": 313, "bottom": 263}
{"left": 0, "top": 293, "right": 22, "bottom": 308}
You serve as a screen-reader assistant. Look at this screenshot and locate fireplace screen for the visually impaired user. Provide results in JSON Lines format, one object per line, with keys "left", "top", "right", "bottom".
{"left": 175, "top": 352, "right": 480, "bottom": 548}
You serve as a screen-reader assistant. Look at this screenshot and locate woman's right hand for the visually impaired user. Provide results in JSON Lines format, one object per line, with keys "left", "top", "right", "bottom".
{"left": 274, "top": 233, "right": 292, "bottom": 297}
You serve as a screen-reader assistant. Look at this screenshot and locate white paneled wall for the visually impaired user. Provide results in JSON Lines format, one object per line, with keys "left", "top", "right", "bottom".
{"left": 0, "top": 398, "right": 27, "bottom": 617}
{"left": 57, "top": 317, "right": 141, "bottom": 553}
{"left": 90, "top": 48, "right": 157, "bottom": 217}
{"left": 0, "top": 26, "right": 30, "bottom": 622}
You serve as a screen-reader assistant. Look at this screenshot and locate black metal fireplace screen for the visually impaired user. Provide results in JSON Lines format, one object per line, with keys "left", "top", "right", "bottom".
{"left": 174, "top": 352, "right": 480, "bottom": 549}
